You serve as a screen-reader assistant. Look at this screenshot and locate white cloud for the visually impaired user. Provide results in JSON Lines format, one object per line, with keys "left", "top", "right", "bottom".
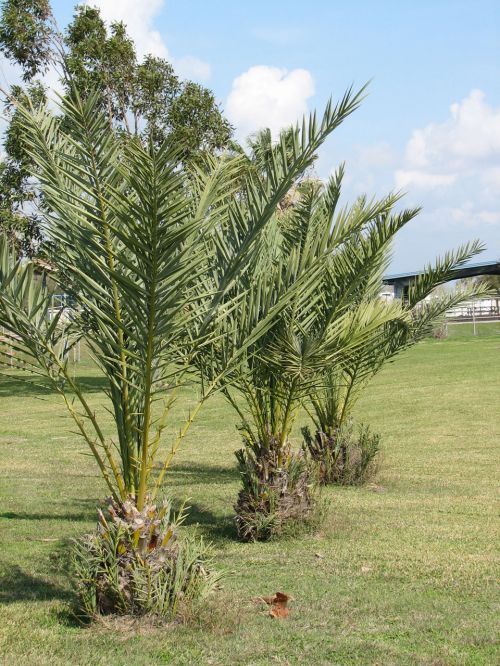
{"left": 481, "top": 166, "right": 500, "bottom": 193}
{"left": 354, "top": 142, "right": 395, "bottom": 168}
{"left": 325, "top": 142, "right": 398, "bottom": 196}
{"left": 450, "top": 205, "right": 500, "bottom": 228}
{"left": 85, "top": 0, "right": 211, "bottom": 81}
{"left": 175, "top": 56, "right": 211, "bottom": 82}
{"left": 396, "top": 89, "right": 500, "bottom": 191}
{"left": 320, "top": 90, "right": 500, "bottom": 271}
{"left": 395, "top": 169, "right": 456, "bottom": 190}
{"left": 226, "top": 65, "right": 315, "bottom": 139}
{"left": 389, "top": 90, "right": 500, "bottom": 267}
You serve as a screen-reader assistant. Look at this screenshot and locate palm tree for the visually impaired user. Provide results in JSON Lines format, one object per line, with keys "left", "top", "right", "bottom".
{"left": 0, "top": 83, "right": 370, "bottom": 610}
{"left": 303, "top": 233, "right": 486, "bottom": 485}
{"left": 194, "top": 145, "right": 431, "bottom": 538}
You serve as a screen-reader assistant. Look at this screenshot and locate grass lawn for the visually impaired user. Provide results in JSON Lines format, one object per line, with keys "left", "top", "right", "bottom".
{"left": 446, "top": 320, "right": 500, "bottom": 338}
{"left": 0, "top": 332, "right": 499, "bottom": 665}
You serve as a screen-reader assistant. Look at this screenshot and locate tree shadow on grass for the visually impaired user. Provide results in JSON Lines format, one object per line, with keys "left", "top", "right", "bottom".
{"left": 0, "top": 374, "right": 108, "bottom": 398}
{"left": 170, "top": 497, "right": 238, "bottom": 542}
{"left": 0, "top": 534, "right": 74, "bottom": 605}
{"left": 165, "top": 462, "right": 240, "bottom": 487}
{"left": 0, "top": 565, "right": 75, "bottom": 604}
{"left": 157, "top": 462, "right": 241, "bottom": 541}
{"left": 0, "top": 499, "right": 99, "bottom": 524}
{"left": 0, "top": 511, "right": 95, "bottom": 522}
{"left": 0, "top": 537, "right": 86, "bottom": 625}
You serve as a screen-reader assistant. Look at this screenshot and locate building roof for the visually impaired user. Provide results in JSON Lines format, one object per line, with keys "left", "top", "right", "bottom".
{"left": 383, "top": 259, "right": 500, "bottom": 285}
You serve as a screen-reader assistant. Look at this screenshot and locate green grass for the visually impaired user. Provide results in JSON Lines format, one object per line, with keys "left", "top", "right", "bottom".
{"left": 446, "top": 320, "right": 500, "bottom": 338}
{"left": 1, "top": 332, "right": 499, "bottom": 665}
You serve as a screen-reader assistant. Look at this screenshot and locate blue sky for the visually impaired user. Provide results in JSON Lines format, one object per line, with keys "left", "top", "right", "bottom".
{"left": 38, "top": 2, "right": 500, "bottom": 269}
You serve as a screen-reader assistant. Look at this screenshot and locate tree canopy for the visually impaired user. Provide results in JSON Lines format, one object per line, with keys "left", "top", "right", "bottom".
{"left": 0, "top": 0, "right": 233, "bottom": 253}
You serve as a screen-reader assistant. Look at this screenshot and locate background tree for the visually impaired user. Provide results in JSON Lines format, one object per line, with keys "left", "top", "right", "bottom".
{"left": 0, "top": 81, "right": 47, "bottom": 256}
{"left": 63, "top": 6, "right": 137, "bottom": 131}
{"left": 62, "top": 5, "right": 233, "bottom": 153}
{"left": 0, "top": 0, "right": 53, "bottom": 81}
{"left": 0, "top": 0, "right": 233, "bottom": 252}
{"left": 475, "top": 274, "right": 500, "bottom": 312}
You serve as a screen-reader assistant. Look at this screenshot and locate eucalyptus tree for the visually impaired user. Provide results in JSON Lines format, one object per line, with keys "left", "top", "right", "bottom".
{"left": 0, "top": 0, "right": 233, "bottom": 251}
{"left": 0, "top": 82, "right": 47, "bottom": 256}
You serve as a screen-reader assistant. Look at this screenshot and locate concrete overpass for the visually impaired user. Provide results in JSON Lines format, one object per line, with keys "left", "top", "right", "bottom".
{"left": 383, "top": 259, "right": 500, "bottom": 299}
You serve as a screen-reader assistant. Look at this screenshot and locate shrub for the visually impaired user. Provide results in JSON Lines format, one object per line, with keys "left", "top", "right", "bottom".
{"left": 234, "top": 433, "right": 317, "bottom": 541}
{"left": 432, "top": 323, "right": 448, "bottom": 339}
{"left": 72, "top": 498, "right": 220, "bottom": 621}
{"left": 303, "top": 421, "right": 380, "bottom": 486}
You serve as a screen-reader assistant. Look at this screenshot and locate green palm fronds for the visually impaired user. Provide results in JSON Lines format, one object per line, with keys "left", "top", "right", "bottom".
{"left": 194, "top": 152, "right": 422, "bottom": 453}
{"left": 0, "top": 82, "right": 370, "bottom": 508}
{"left": 307, "top": 239, "right": 486, "bottom": 437}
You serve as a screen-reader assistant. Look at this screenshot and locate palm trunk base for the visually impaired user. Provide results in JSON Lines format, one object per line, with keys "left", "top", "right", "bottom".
{"left": 302, "top": 422, "right": 380, "bottom": 485}
{"left": 234, "top": 436, "right": 316, "bottom": 541}
{"left": 72, "top": 497, "right": 219, "bottom": 620}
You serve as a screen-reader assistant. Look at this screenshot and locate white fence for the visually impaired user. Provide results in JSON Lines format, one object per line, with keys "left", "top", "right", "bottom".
{"left": 445, "top": 298, "right": 500, "bottom": 320}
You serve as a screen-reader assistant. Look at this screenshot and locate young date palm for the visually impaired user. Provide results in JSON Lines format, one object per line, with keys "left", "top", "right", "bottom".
{"left": 303, "top": 229, "right": 486, "bottom": 485}
{"left": 194, "top": 143, "right": 427, "bottom": 538}
{"left": 0, "top": 84, "right": 382, "bottom": 612}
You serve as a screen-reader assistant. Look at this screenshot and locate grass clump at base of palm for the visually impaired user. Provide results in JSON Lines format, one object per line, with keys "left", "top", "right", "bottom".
{"left": 0, "top": 333, "right": 499, "bottom": 665}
